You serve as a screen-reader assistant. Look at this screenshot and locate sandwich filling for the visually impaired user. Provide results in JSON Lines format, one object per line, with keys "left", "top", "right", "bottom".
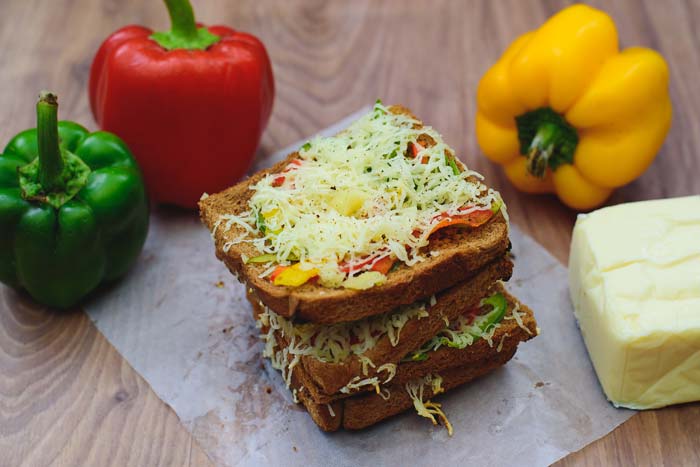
{"left": 404, "top": 292, "right": 508, "bottom": 362}
{"left": 257, "top": 291, "right": 509, "bottom": 393}
{"left": 215, "top": 101, "right": 506, "bottom": 288}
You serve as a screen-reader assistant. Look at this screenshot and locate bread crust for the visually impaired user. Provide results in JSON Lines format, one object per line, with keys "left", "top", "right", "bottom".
{"left": 199, "top": 106, "right": 510, "bottom": 324}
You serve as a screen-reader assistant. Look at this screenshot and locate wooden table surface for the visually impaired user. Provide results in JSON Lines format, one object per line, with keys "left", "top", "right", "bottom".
{"left": 1, "top": 0, "right": 698, "bottom": 465}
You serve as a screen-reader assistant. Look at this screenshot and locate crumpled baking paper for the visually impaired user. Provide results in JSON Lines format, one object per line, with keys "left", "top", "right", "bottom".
{"left": 83, "top": 109, "right": 633, "bottom": 466}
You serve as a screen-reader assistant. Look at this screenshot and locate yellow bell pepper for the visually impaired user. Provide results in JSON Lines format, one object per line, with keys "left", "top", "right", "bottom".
{"left": 475, "top": 4, "right": 671, "bottom": 210}
{"left": 271, "top": 263, "right": 318, "bottom": 287}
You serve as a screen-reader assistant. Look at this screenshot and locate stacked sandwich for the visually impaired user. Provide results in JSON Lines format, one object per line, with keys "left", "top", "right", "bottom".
{"left": 200, "top": 103, "right": 538, "bottom": 433}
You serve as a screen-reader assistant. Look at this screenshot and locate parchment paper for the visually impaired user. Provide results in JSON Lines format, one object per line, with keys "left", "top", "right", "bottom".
{"left": 85, "top": 109, "right": 633, "bottom": 466}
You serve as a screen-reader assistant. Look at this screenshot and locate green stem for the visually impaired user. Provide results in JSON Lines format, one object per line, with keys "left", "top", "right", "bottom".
{"left": 164, "top": 0, "right": 198, "bottom": 40}
{"left": 515, "top": 107, "right": 579, "bottom": 178}
{"left": 36, "top": 91, "right": 64, "bottom": 192}
{"left": 526, "top": 123, "right": 558, "bottom": 178}
{"left": 150, "top": 0, "right": 220, "bottom": 51}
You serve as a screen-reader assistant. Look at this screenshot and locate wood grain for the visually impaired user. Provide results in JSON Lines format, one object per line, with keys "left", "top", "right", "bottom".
{"left": 0, "top": 287, "right": 213, "bottom": 467}
{"left": 0, "top": 0, "right": 698, "bottom": 465}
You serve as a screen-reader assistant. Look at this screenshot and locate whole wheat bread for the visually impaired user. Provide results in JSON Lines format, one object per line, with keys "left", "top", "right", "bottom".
{"left": 200, "top": 105, "right": 510, "bottom": 324}
{"left": 251, "top": 257, "right": 515, "bottom": 400}
{"left": 291, "top": 292, "right": 534, "bottom": 432}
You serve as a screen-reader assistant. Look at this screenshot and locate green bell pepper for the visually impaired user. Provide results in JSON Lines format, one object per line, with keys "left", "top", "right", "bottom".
{"left": 0, "top": 91, "right": 149, "bottom": 308}
{"left": 405, "top": 292, "right": 508, "bottom": 362}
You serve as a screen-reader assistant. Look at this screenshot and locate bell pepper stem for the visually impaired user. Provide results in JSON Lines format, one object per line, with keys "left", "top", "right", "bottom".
{"left": 515, "top": 107, "right": 578, "bottom": 178}
{"left": 164, "top": 0, "right": 198, "bottom": 40}
{"left": 526, "top": 122, "right": 558, "bottom": 178}
{"left": 151, "top": 0, "right": 220, "bottom": 50}
{"left": 36, "top": 91, "right": 64, "bottom": 191}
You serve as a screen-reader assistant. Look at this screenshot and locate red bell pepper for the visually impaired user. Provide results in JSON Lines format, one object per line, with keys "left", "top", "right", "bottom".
{"left": 89, "top": 0, "right": 274, "bottom": 208}
{"left": 429, "top": 207, "right": 495, "bottom": 235}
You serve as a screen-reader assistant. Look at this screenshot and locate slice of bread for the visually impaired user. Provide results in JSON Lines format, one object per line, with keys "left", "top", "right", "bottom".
{"left": 342, "top": 345, "right": 518, "bottom": 431}
{"left": 200, "top": 105, "right": 510, "bottom": 324}
{"left": 251, "top": 256, "right": 514, "bottom": 400}
{"left": 291, "top": 294, "right": 532, "bottom": 432}
{"left": 271, "top": 285, "right": 535, "bottom": 409}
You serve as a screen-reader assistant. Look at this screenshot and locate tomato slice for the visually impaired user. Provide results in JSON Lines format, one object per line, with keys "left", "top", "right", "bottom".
{"left": 271, "top": 159, "right": 303, "bottom": 188}
{"left": 410, "top": 142, "right": 421, "bottom": 158}
{"left": 339, "top": 256, "right": 374, "bottom": 274}
{"left": 340, "top": 250, "right": 394, "bottom": 275}
{"left": 429, "top": 208, "right": 494, "bottom": 236}
{"left": 371, "top": 256, "right": 396, "bottom": 275}
{"left": 410, "top": 142, "right": 430, "bottom": 164}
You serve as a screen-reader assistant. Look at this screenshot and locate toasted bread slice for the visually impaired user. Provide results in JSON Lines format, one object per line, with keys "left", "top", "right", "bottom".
{"left": 290, "top": 290, "right": 535, "bottom": 431}
{"left": 251, "top": 257, "right": 514, "bottom": 400}
{"left": 200, "top": 105, "right": 510, "bottom": 324}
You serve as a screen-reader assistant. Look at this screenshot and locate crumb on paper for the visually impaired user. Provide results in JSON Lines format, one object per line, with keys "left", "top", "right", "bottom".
{"left": 215, "top": 281, "right": 225, "bottom": 288}
{"left": 222, "top": 326, "right": 234, "bottom": 334}
{"left": 265, "top": 386, "right": 272, "bottom": 394}
{"left": 292, "top": 446, "right": 298, "bottom": 452}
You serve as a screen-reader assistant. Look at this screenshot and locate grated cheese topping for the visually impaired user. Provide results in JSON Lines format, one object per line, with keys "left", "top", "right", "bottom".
{"left": 215, "top": 101, "right": 504, "bottom": 287}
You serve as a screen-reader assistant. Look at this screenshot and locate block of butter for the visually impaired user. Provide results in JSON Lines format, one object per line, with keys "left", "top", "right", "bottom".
{"left": 569, "top": 196, "right": 700, "bottom": 409}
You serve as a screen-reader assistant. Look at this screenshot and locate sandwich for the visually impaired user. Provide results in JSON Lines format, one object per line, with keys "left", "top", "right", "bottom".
{"left": 200, "top": 102, "right": 538, "bottom": 434}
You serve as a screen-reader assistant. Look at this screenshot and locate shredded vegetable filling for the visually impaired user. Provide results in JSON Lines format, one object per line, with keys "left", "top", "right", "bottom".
{"left": 215, "top": 101, "right": 504, "bottom": 287}
{"left": 257, "top": 298, "right": 430, "bottom": 365}
{"left": 405, "top": 291, "right": 508, "bottom": 361}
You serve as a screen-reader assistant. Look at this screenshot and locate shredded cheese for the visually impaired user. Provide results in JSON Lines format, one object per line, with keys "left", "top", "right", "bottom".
{"left": 340, "top": 376, "right": 382, "bottom": 394}
{"left": 496, "top": 332, "right": 510, "bottom": 353}
{"left": 377, "top": 363, "right": 397, "bottom": 384}
{"left": 327, "top": 404, "right": 336, "bottom": 418}
{"left": 405, "top": 292, "right": 508, "bottom": 360}
{"left": 338, "top": 363, "right": 397, "bottom": 395}
{"left": 379, "top": 387, "right": 392, "bottom": 401}
{"left": 504, "top": 302, "right": 533, "bottom": 335}
{"left": 481, "top": 323, "right": 500, "bottom": 348}
{"left": 430, "top": 374, "right": 444, "bottom": 395}
{"left": 216, "top": 102, "right": 504, "bottom": 287}
{"left": 258, "top": 299, "right": 429, "bottom": 364}
{"left": 405, "top": 374, "right": 453, "bottom": 436}
{"left": 359, "top": 355, "right": 376, "bottom": 376}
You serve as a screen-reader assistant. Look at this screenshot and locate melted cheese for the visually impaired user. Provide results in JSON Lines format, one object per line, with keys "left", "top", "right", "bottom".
{"left": 215, "top": 102, "right": 503, "bottom": 286}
